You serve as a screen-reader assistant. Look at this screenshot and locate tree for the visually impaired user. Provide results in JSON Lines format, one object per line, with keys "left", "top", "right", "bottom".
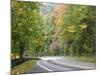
{"left": 11, "top": 0, "right": 43, "bottom": 58}
{"left": 60, "top": 5, "right": 96, "bottom": 56}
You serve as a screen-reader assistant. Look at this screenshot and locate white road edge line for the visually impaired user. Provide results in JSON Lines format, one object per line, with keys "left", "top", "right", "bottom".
{"left": 37, "top": 61, "right": 53, "bottom": 72}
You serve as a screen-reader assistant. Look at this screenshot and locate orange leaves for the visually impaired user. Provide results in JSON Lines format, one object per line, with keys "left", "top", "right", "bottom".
{"left": 54, "top": 18, "right": 63, "bottom": 25}
{"left": 50, "top": 41, "right": 56, "bottom": 50}
{"left": 54, "top": 4, "right": 67, "bottom": 17}
{"left": 53, "top": 4, "right": 67, "bottom": 26}
{"left": 55, "top": 27, "right": 61, "bottom": 37}
{"left": 52, "top": 4, "right": 67, "bottom": 39}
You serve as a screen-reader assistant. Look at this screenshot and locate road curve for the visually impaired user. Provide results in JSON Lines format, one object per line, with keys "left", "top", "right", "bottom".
{"left": 24, "top": 60, "right": 81, "bottom": 74}
{"left": 23, "top": 56, "right": 95, "bottom": 74}
{"left": 37, "top": 60, "right": 81, "bottom": 72}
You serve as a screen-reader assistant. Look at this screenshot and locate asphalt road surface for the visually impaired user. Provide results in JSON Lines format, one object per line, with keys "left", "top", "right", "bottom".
{"left": 23, "top": 57, "right": 90, "bottom": 74}
{"left": 21, "top": 56, "right": 95, "bottom": 75}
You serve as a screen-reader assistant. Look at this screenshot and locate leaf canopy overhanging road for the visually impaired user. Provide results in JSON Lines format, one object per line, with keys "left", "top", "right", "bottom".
{"left": 11, "top": 0, "right": 96, "bottom": 59}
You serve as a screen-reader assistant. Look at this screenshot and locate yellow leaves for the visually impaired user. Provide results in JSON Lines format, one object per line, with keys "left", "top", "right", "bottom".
{"left": 17, "top": 8, "right": 24, "bottom": 15}
{"left": 28, "top": 28, "right": 33, "bottom": 31}
{"left": 18, "top": 23, "right": 22, "bottom": 26}
{"left": 11, "top": 53, "right": 19, "bottom": 59}
{"left": 67, "top": 24, "right": 87, "bottom": 33}
{"left": 16, "top": 55, "right": 19, "bottom": 59}
{"left": 17, "top": 8, "right": 26, "bottom": 17}
{"left": 67, "top": 25, "right": 76, "bottom": 33}
{"left": 67, "top": 25, "right": 74, "bottom": 29}
{"left": 67, "top": 29, "right": 76, "bottom": 33}
{"left": 32, "top": 40, "right": 39, "bottom": 43}
{"left": 79, "top": 24, "right": 87, "bottom": 29}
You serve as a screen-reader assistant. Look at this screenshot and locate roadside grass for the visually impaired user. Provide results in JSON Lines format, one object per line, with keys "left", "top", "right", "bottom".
{"left": 11, "top": 60, "right": 37, "bottom": 75}
{"left": 70, "top": 56, "right": 96, "bottom": 63}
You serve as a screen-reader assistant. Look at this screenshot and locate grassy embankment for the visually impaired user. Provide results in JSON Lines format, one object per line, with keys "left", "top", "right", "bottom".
{"left": 11, "top": 60, "right": 37, "bottom": 75}
{"left": 70, "top": 56, "right": 96, "bottom": 63}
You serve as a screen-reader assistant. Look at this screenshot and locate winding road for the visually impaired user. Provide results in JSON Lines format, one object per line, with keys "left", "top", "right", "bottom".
{"left": 23, "top": 56, "right": 95, "bottom": 74}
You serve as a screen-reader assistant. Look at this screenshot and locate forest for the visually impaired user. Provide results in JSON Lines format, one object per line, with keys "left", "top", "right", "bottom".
{"left": 11, "top": 0, "right": 96, "bottom": 59}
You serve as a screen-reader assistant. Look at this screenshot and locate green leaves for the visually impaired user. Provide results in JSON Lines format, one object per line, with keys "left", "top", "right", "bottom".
{"left": 11, "top": 0, "right": 43, "bottom": 58}
{"left": 61, "top": 5, "right": 96, "bottom": 56}
{"left": 11, "top": 1, "right": 96, "bottom": 57}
